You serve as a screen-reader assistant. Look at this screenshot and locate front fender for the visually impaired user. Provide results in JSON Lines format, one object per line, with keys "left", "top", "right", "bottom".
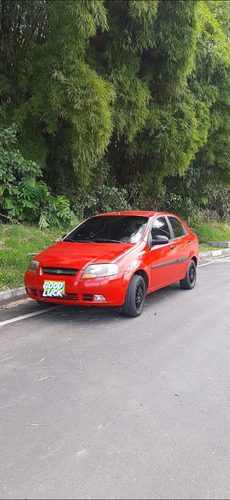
{"left": 122, "top": 261, "right": 149, "bottom": 295}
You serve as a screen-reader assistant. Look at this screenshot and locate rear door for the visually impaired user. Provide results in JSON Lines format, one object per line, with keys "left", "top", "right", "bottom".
{"left": 166, "top": 216, "right": 190, "bottom": 281}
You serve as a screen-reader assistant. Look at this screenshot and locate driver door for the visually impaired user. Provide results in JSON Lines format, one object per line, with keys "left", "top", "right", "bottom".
{"left": 148, "top": 216, "right": 177, "bottom": 291}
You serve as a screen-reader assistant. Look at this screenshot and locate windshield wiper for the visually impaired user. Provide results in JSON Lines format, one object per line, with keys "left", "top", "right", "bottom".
{"left": 64, "top": 237, "right": 123, "bottom": 243}
{"left": 93, "top": 238, "right": 123, "bottom": 243}
{"left": 63, "top": 237, "right": 94, "bottom": 243}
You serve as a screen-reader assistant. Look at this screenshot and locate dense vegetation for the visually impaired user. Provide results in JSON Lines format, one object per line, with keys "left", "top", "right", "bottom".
{"left": 0, "top": 0, "right": 230, "bottom": 226}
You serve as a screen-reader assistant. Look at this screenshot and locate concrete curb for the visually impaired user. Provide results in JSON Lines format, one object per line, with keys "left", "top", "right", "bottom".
{"left": 199, "top": 247, "right": 230, "bottom": 259}
{"left": 0, "top": 286, "right": 27, "bottom": 304}
{"left": 1, "top": 247, "right": 230, "bottom": 305}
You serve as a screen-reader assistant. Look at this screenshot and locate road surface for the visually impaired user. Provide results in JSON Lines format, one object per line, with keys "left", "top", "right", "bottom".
{"left": 0, "top": 256, "right": 230, "bottom": 499}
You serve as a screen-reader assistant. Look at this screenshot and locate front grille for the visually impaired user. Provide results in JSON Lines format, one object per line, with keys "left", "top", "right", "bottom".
{"left": 63, "top": 293, "right": 79, "bottom": 301}
{"left": 83, "top": 294, "right": 93, "bottom": 302}
{"left": 38, "top": 290, "right": 79, "bottom": 301}
{"left": 42, "top": 267, "right": 78, "bottom": 277}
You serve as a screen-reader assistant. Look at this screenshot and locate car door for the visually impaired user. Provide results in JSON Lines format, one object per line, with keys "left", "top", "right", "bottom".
{"left": 166, "top": 215, "right": 190, "bottom": 281}
{"left": 147, "top": 216, "right": 177, "bottom": 291}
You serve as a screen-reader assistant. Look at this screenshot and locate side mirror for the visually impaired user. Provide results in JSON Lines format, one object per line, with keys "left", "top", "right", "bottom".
{"left": 151, "top": 235, "right": 169, "bottom": 246}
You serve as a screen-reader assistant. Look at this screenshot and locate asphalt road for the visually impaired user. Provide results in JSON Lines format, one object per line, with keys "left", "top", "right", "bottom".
{"left": 1, "top": 257, "right": 230, "bottom": 500}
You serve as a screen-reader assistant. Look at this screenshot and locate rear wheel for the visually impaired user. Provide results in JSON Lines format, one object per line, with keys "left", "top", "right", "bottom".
{"left": 180, "top": 260, "right": 197, "bottom": 289}
{"left": 122, "top": 275, "right": 146, "bottom": 317}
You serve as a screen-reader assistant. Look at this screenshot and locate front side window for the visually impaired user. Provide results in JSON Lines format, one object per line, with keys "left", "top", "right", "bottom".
{"left": 168, "top": 216, "right": 186, "bottom": 238}
{"left": 151, "top": 216, "right": 171, "bottom": 240}
{"left": 64, "top": 215, "right": 148, "bottom": 244}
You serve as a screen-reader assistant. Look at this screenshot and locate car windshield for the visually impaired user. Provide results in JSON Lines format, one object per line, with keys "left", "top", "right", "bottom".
{"left": 64, "top": 215, "right": 149, "bottom": 244}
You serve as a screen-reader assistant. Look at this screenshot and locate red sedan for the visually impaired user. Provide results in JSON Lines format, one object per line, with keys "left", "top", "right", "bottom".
{"left": 24, "top": 211, "right": 198, "bottom": 317}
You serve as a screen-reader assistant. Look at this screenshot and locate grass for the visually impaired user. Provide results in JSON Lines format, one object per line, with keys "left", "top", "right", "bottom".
{"left": 192, "top": 220, "right": 230, "bottom": 243}
{"left": 199, "top": 245, "right": 221, "bottom": 252}
{"left": 0, "top": 224, "right": 64, "bottom": 291}
{"left": 0, "top": 220, "right": 230, "bottom": 292}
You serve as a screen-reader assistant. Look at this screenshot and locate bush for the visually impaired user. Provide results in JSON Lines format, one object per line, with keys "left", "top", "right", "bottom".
{"left": 0, "top": 125, "right": 78, "bottom": 228}
{"left": 207, "top": 186, "right": 230, "bottom": 221}
{"left": 39, "top": 195, "right": 78, "bottom": 230}
{"left": 163, "top": 193, "right": 200, "bottom": 225}
{"left": 72, "top": 184, "right": 132, "bottom": 219}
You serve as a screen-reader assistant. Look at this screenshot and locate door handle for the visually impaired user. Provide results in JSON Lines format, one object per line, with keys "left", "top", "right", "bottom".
{"left": 171, "top": 245, "right": 174, "bottom": 250}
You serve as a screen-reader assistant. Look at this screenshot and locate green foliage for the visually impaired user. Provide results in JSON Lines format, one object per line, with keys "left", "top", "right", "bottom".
{"left": 0, "top": 125, "right": 78, "bottom": 228}
{"left": 101, "top": 0, "right": 230, "bottom": 200}
{"left": 127, "top": 0, "right": 158, "bottom": 52}
{"left": 187, "top": 1, "right": 230, "bottom": 189}
{"left": 73, "top": 185, "right": 131, "bottom": 220}
{"left": 0, "top": 0, "right": 230, "bottom": 215}
{"left": 39, "top": 195, "right": 78, "bottom": 230}
{"left": 207, "top": 187, "right": 230, "bottom": 221}
{"left": 144, "top": 91, "right": 210, "bottom": 182}
{"left": 192, "top": 220, "right": 230, "bottom": 244}
{"left": 0, "top": 223, "right": 64, "bottom": 291}
{"left": 109, "top": 69, "right": 150, "bottom": 142}
{"left": 164, "top": 193, "right": 199, "bottom": 226}
{"left": 51, "top": 62, "right": 115, "bottom": 183}
{"left": 0, "top": 0, "right": 114, "bottom": 185}
{"left": 0, "top": 125, "right": 44, "bottom": 220}
{"left": 153, "top": 0, "right": 199, "bottom": 96}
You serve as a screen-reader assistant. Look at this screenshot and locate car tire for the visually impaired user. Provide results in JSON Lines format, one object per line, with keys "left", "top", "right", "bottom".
{"left": 122, "top": 274, "right": 146, "bottom": 317}
{"left": 180, "top": 259, "right": 197, "bottom": 290}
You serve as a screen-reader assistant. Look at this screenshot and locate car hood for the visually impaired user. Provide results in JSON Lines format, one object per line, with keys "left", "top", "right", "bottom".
{"left": 36, "top": 241, "right": 133, "bottom": 269}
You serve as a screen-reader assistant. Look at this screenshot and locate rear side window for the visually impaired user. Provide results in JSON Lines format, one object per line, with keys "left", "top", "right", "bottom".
{"left": 168, "top": 216, "right": 186, "bottom": 238}
{"left": 151, "top": 216, "right": 171, "bottom": 239}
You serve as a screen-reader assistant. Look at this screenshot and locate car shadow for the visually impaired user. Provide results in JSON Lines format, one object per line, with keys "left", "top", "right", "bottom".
{"left": 30, "top": 282, "right": 182, "bottom": 326}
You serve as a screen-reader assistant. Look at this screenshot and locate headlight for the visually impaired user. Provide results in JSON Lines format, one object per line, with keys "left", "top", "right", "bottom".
{"left": 81, "top": 263, "right": 119, "bottom": 279}
{"left": 27, "top": 259, "right": 39, "bottom": 275}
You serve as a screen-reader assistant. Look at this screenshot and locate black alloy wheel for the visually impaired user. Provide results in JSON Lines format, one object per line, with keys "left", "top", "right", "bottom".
{"left": 180, "top": 259, "right": 197, "bottom": 290}
{"left": 122, "top": 274, "right": 146, "bottom": 317}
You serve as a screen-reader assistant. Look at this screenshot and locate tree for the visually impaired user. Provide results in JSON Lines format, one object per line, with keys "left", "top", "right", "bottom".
{"left": 98, "top": 1, "right": 230, "bottom": 209}
{"left": 1, "top": 0, "right": 229, "bottom": 218}
{"left": 0, "top": 0, "right": 114, "bottom": 189}
{"left": 164, "top": 1, "right": 230, "bottom": 217}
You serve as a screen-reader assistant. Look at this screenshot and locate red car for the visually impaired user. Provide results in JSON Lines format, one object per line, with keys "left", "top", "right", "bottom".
{"left": 24, "top": 211, "right": 198, "bottom": 317}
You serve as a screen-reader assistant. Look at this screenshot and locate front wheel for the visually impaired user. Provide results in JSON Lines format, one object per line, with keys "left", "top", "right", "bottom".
{"left": 180, "top": 260, "right": 197, "bottom": 290}
{"left": 122, "top": 275, "right": 146, "bottom": 317}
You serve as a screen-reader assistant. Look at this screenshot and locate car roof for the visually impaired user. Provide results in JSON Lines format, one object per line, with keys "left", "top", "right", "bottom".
{"left": 92, "top": 211, "right": 171, "bottom": 218}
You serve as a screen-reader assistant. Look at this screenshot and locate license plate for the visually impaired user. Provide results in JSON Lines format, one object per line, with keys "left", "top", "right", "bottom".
{"left": 43, "top": 280, "right": 65, "bottom": 298}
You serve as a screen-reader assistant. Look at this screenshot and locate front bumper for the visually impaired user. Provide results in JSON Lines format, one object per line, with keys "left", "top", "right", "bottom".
{"left": 24, "top": 270, "right": 127, "bottom": 307}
